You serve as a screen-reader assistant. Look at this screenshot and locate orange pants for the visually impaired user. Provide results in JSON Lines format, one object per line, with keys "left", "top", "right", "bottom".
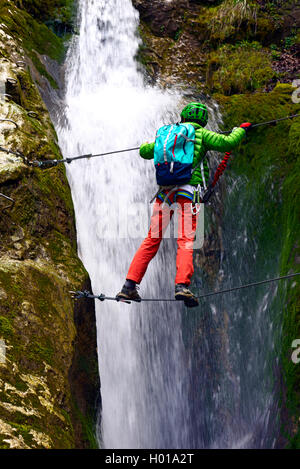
{"left": 127, "top": 192, "right": 199, "bottom": 286}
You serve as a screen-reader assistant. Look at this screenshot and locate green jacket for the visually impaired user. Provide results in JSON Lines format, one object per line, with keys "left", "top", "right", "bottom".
{"left": 140, "top": 122, "right": 246, "bottom": 187}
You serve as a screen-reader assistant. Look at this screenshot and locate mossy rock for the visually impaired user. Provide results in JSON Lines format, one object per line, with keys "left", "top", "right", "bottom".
{"left": 0, "top": 2, "right": 67, "bottom": 62}
{"left": 206, "top": 42, "right": 277, "bottom": 95}
{"left": 216, "top": 83, "right": 300, "bottom": 446}
{"left": 15, "top": 0, "right": 76, "bottom": 33}
{"left": 0, "top": 1, "right": 100, "bottom": 450}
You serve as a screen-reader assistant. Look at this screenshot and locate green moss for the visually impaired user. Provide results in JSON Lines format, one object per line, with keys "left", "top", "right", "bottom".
{"left": 16, "top": 0, "right": 75, "bottom": 25}
{"left": 0, "top": 0, "right": 73, "bottom": 91}
{"left": 0, "top": 316, "right": 14, "bottom": 337}
{"left": 135, "top": 0, "right": 299, "bottom": 449}
{"left": 11, "top": 188, "right": 37, "bottom": 227}
{"left": 287, "top": 119, "right": 300, "bottom": 161}
{"left": 16, "top": 68, "right": 45, "bottom": 111}
{"left": 30, "top": 52, "right": 59, "bottom": 89}
{"left": 71, "top": 398, "right": 99, "bottom": 449}
{"left": 12, "top": 379, "right": 29, "bottom": 394}
{"left": 6, "top": 422, "right": 35, "bottom": 447}
{"left": 0, "top": 270, "right": 24, "bottom": 307}
{"left": 207, "top": 42, "right": 277, "bottom": 95}
{"left": 27, "top": 340, "right": 54, "bottom": 366}
{"left": 216, "top": 83, "right": 300, "bottom": 446}
{"left": 0, "top": 3, "right": 66, "bottom": 62}
{"left": 25, "top": 0, "right": 78, "bottom": 42}
{"left": 0, "top": 0, "right": 99, "bottom": 450}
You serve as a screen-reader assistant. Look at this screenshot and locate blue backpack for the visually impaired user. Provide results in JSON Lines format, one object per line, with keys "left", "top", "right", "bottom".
{"left": 154, "top": 123, "right": 195, "bottom": 186}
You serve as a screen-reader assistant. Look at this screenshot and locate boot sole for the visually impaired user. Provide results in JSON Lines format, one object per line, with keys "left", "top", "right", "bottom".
{"left": 175, "top": 293, "right": 199, "bottom": 308}
{"left": 116, "top": 293, "right": 142, "bottom": 303}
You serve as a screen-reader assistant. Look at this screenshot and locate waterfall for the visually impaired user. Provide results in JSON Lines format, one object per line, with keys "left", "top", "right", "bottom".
{"left": 53, "top": 0, "right": 282, "bottom": 450}
{"left": 56, "top": 0, "right": 192, "bottom": 449}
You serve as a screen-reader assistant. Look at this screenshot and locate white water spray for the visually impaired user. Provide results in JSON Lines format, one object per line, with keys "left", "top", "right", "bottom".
{"left": 57, "top": 0, "right": 193, "bottom": 449}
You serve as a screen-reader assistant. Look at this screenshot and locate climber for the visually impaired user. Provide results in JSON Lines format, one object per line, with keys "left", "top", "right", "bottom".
{"left": 116, "top": 102, "right": 252, "bottom": 307}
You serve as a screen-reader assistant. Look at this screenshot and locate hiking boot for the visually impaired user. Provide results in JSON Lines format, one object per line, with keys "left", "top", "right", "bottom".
{"left": 116, "top": 284, "right": 142, "bottom": 303}
{"left": 175, "top": 284, "right": 199, "bottom": 308}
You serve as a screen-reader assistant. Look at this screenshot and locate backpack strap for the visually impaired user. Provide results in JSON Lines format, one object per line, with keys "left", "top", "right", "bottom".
{"left": 178, "top": 123, "right": 196, "bottom": 143}
{"left": 178, "top": 132, "right": 195, "bottom": 143}
{"left": 160, "top": 186, "right": 179, "bottom": 208}
{"left": 163, "top": 125, "right": 175, "bottom": 162}
{"left": 150, "top": 188, "right": 161, "bottom": 204}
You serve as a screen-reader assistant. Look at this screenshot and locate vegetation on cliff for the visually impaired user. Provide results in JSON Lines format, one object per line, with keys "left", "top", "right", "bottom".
{"left": 0, "top": 0, "right": 99, "bottom": 449}
{"left": 0, "top": 0, "right": 76, "bottom": 88}
{"left": 16, "top": 0, "right": 76, "bottom": 35}
{"left": 218, "top": 83, "right": 300, "bottom": 448}
{"left": 134, "top": 0, "right": 299, "bottom": 90}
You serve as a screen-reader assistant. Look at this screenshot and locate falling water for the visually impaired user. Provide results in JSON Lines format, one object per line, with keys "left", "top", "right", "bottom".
{"left": 55, "top": 0, "right": 193, "bottom": 449}
{"left": 53, "top": 0, "right": 283, "bottom": 449}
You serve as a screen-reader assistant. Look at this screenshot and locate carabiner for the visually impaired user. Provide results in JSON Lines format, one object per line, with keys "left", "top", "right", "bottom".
{"left": 191, "top": 203, "right": 201, "bottom": 215}
{"left": 191, "top": 185, "right": 202, "bottom": 214}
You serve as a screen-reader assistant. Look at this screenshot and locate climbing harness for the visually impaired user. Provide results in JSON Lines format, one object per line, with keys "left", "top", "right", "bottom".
{"left": 150, "top": 185, "right": 201, "bottom": 215}
{"left": 70, "top": 272, "right": 300, "bottom": 304}
{"left": 191, "top": 184, "right": 202, "bottom": 214}
{"left": 156, "top": 185, "right": 179, "bottom": 207}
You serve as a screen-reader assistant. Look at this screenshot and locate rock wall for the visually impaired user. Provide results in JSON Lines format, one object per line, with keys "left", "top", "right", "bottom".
{"left": 134, "top": 0, "right": 299, "bottom": 89}
{"left": 0, "top": 0, "right": 100, "bottom": 449}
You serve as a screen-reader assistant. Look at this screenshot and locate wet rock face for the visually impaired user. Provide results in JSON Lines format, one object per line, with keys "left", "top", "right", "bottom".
{"left": 0, "top": 2, "right": 100, "bottom": 449}
{"left": 133, "top": 0, "right": 189, "bottom": 39}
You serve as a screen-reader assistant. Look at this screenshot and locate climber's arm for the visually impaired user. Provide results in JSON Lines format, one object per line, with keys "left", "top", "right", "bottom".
{"left": 139, "top": 142, "right": 155, "bottom": 160}
{"left": 202, "top": 127, "right": 246, "bottom": 153}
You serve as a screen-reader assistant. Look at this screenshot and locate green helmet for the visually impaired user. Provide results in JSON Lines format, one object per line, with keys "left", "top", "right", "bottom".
{"left": 180, "top": 102, "right": 208, "bottom": 127}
